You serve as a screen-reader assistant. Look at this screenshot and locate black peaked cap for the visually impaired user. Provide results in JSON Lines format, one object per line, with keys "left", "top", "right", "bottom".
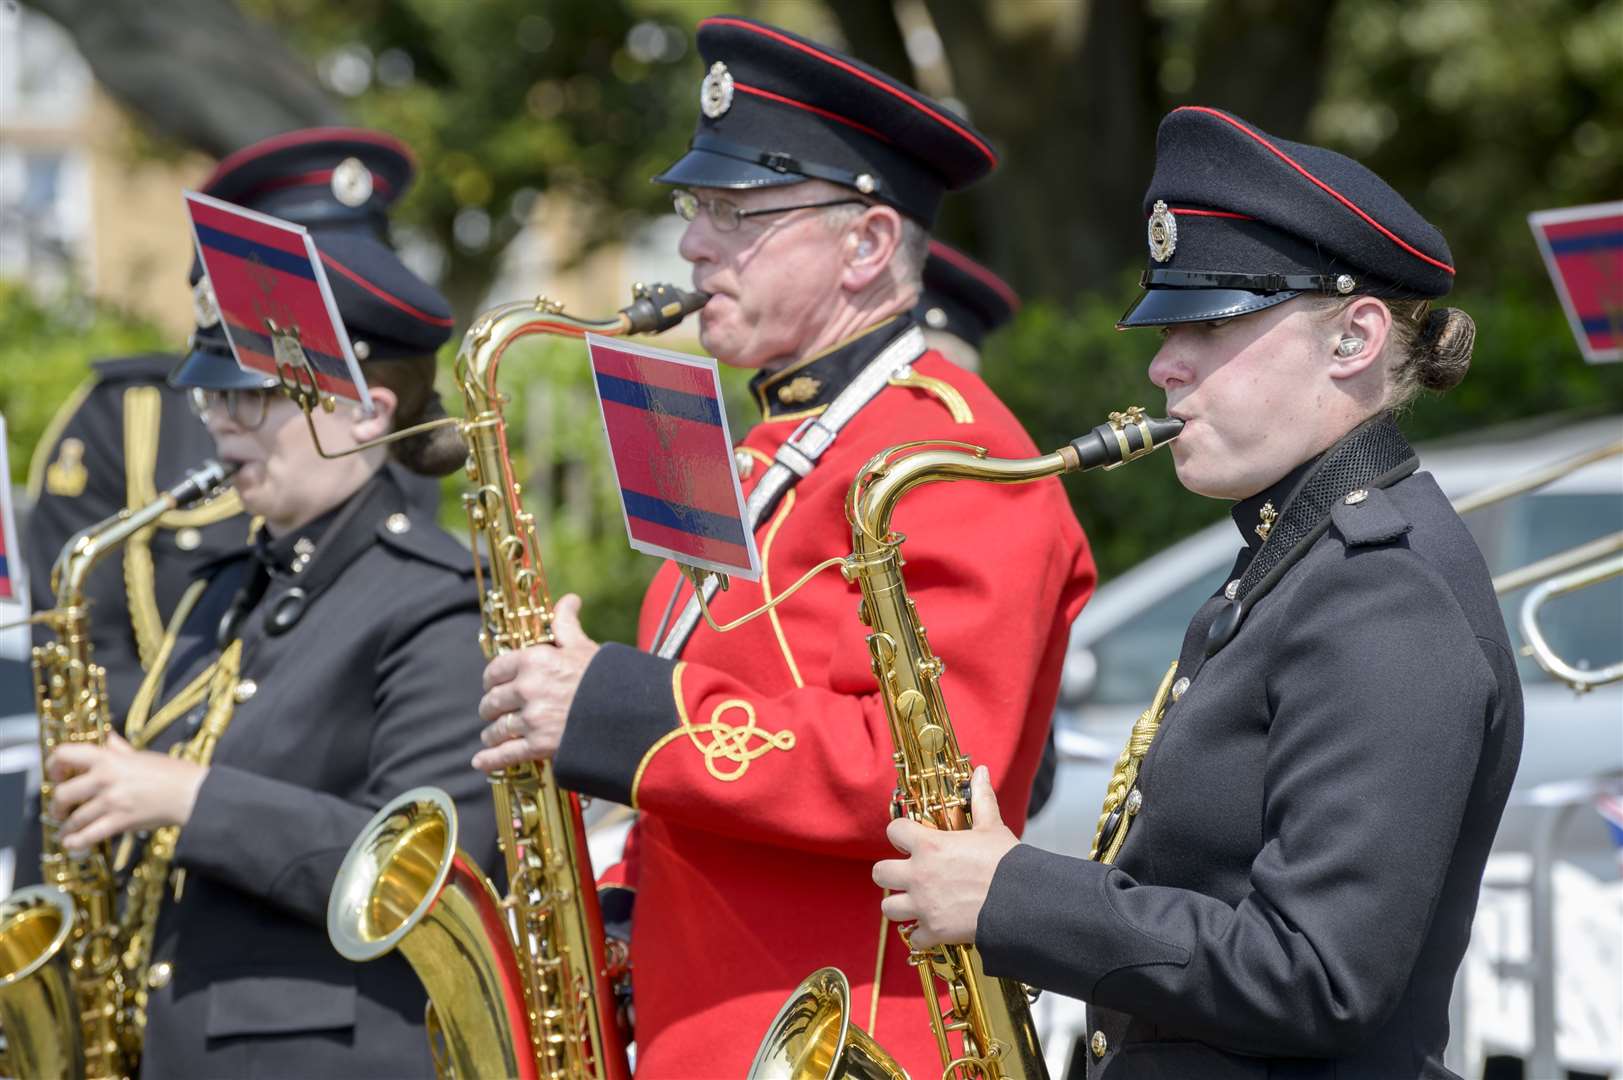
{"left": 1119, "top": 106, "right": 1456, "bottom": 328}
{"left": 173, "top": 127, "right": 453, "bottom": 390}
{"left": 653, "top": 15, "right": 997, "bottom": 226}
{"left": 913, "top": 240, "right": 1020, "bottom": 350}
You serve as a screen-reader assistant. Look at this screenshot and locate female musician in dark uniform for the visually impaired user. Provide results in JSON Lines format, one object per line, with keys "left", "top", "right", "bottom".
{"left": 874, "top": 106, "right": 1523, "bottom": 1080}
{"left": 43, "top": 130, "right": 498, "bottom": 1079}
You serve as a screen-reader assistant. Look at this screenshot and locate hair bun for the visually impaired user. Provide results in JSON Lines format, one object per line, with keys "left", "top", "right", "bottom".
{"left": 392, "top": 388, "right": 466, "bottom": 477}
{"left": 1415, "top": 307, "right": 1474, "bottom": 392}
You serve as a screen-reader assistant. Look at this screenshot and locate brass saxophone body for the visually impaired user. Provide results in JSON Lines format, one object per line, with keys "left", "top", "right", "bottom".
{"left": 327, "top": 285, "right": 707, "bottom": 1080}
{"left": 0, "top": 460, "right": 234, "bottom": 1080}
{"left": 752, "top": 409, "right": 1181, "bottom": 1080}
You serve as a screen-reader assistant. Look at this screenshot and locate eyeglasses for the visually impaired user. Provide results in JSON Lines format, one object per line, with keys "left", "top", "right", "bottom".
{"left": 189, "top": 387, "right": 272, "bottom": 430}
{"left": 671, "top": 189, "right": 867, "bottom": 232}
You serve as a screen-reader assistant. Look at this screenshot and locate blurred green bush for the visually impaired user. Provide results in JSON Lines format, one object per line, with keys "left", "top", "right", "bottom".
{"left": 0, "top": 281, "right": 170, "bottom": 489}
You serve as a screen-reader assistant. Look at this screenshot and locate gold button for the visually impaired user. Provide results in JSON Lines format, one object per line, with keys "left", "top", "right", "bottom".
{"left": 385, "top": 512, "right": 411, "bottom": 534}
{"left": 233, "top": 679, "right": 258, "bottom": 704}
{"left": 175, "top": 527, "right": 203, "bottom": 551}
{"left": 1090, "top": 1029, "right": 1108, "bottom": 1057}
{"left": 1170, "top": 676, "right": 1190, "bottom": 701}
{"left": 148, "top": 961, "right": 173, "bottom": 989}
{"left": 1344, "top": 488, "right": 1369, "bottom": 505}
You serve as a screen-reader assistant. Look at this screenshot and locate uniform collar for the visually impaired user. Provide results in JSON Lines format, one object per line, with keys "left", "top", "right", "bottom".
{"left": 750, "top": 315, "right": 914, "bottom": 421}
{"left": 1230, "top": 454, "right": 1318, "bottom": 551}
{"left": 256, "top": 499, "right": 347, "bottom": 576}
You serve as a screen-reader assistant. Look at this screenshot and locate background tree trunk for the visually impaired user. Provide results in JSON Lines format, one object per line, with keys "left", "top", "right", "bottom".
{"left": 23, "top": 0, "right": 341, "bottom": 157}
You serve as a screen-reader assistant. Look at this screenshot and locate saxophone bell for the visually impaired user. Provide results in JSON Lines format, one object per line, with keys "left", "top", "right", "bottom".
{"left": 750, "top": 968, "right": 907, "bottom": 1080}
{"left": 0, "top": 886, "right": 84, "bottom": 1080}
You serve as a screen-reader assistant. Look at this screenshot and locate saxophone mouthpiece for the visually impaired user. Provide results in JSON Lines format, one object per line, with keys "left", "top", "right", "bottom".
{"left": 620, "top": 283, "right": 710, "bottom": 335}
{"left": 1069, "top": 408, "right": 1183, "bottom": 471}
{"left": 167, "top": 459, "right": 238, "bottom": 507}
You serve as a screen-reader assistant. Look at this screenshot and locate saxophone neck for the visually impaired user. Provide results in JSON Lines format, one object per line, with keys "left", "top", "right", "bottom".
{"left": 453, "top": 285, "right": 709, "bottom": 408}
{"left": 847, "top": 442, "right": 1072, "bottom": 557}
{"left": 846, "top": 407, "right": 1184, "bottom": 557}
{"left": 52, "top": 460, "right": 236, "bottom": 606}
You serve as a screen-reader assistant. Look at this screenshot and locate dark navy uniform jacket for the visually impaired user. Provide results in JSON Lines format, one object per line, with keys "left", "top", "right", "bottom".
{"left": 135, "top": 466, "right": 498, "bottom": 1080}
{"left": 978, "top": 414, "right": 1523, "bottom": 1080}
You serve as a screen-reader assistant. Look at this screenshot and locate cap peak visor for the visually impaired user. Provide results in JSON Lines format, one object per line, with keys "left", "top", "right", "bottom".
{"left": 653, "top": 146, "right": 812, "bottom": 192}
{"left": 1116, "top": 287, "right": 1300, "bottom": 329}
{"left": 168, "top": 342, "right": 279, "bottom": 391}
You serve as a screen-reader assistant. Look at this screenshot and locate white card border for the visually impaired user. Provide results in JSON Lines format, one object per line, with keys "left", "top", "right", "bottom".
{"left": 183, "top": 190, "right": 375, "bottom": 407}
{"left": 1527, "top": 200, "right": 1623, "bottom": 365}
{"left": 585, "top": 332, "right": 761, "bottom": 582}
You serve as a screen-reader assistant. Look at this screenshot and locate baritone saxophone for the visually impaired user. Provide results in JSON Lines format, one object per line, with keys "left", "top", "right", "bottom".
{"left": 326, "top": 284, "right": 708, "bottom": 1080}
{"left": 0, "top": 459, "right": 234, "bottom": 1080}
{"left": 750, "top": 408, "right": 1182, "bottom": 1080}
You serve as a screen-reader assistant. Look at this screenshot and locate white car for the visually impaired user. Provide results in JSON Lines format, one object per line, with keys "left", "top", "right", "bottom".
{"left": 1026, "top": 414, "right": 1623, "bottom": 1077}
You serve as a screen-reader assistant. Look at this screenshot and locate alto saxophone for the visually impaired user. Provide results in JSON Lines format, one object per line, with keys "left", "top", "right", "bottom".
{"left": 327, "top": 284, "right": 708, "bottom": 1080}
{"left": 0, "top": 460, "right": 234, "bottom": 1080}
{"left": 751, "top": 409, "right": 1181, "bottom": 1080}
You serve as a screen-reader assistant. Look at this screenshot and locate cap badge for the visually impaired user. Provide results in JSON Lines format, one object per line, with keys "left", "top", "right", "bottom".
{"left": 1148, "top": 200, "right": 1178, "bottom": 262}
{"left": 776, "top": 375, "right": 822, "bottom": 406}
{"left": 701, "top": 61, "right": 735, "bottom": 119}
{"left": 331, "top": 156, "right": 374, "bottom": 208}
{"left": 192, "top": 276, "right": 221, "bottom": 329}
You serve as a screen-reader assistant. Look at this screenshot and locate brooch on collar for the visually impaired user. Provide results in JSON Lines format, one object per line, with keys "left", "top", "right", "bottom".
{"left": 776, "top": 375, "right": 822, "bottom": 406}
{"left": 1255, "top": 501, "right": 1277, "bottom": 542}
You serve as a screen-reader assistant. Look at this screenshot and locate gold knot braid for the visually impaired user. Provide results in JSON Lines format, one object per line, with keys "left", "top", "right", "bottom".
{"left": 1089, "top": 661, "right": 1178, "bottom": 863}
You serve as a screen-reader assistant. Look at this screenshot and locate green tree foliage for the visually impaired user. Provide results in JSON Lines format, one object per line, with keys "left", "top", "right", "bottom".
{"left": 0, "top": 282, "right": 168, "bottom": 487}
{"left": 240, "top": 0, "right": 724, "bottom": 322}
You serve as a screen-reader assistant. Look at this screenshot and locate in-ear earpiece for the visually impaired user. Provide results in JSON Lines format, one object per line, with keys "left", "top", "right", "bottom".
{"left": 1336, "top": 337, "right": 1365, "bottom": 358}
{"left": 857, "top": 240, "right": 874, "bottom": 257}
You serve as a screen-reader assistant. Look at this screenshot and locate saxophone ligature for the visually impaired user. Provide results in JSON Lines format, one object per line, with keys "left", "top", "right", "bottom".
{"left": 750, "top": 408, "right": 1181, "bottom": 1080}
{"left": 0, "top": 459, "right": 235, "bottom": 1080}
{"left": 326, "top": 283, "right": 708, "bottom": 1080}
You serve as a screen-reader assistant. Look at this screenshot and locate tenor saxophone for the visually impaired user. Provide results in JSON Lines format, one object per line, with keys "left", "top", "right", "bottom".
{"left": 751, "top": 409, "right": 1181, "bottom": 1080}
{"left": 0, "top": 460, "right": 234, "bottom": 1080}
{"left": 327, "top": 284, "right": 708, "bottom": 1080}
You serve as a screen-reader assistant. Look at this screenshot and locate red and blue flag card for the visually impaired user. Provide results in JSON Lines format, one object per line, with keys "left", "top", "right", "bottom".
{"left": 0, "top": 414, "right": 29, "bottom": 642}
{"left": 1529, "top": 201, "right": 1623, "bottom": 365}
{"left": 586, "top": 334, "right": 760, "bottom": 581}
{"left": 184, "top": 191, "right": 373, "bottom": 406}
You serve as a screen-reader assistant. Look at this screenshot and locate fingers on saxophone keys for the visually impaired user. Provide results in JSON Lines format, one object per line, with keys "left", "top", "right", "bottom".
{"left": 472, "top": 734, "right": 537, "bottom": 775}
{"left": 879, "top": 890, "right": 918, "bottom": 924}
{"left": 479, "top": 711, "right": 521, "bottom": 748}
{"left": 872, "top": 857, "right": 909, "bottom": 891}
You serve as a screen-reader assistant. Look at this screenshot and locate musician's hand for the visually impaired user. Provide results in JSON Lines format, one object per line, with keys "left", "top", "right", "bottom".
{"left": 871, "top": 766, "right": 1019, "bottom": 949}
{"left": 47, "top": 734, "right": 206, "bottom": 852}
{"left": 475, "top": 594, "right": 600, "bottom": 772}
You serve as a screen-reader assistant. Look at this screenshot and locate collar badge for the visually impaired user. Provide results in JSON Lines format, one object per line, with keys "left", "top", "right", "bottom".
{"left": 331, "top": 156, "right": 374, "bottom": 208}
{"left": 1148, "top": 199, "right": 1178, "bottom": 263}
{"left": 776, "top": 375, "right": 822, "bottom": 406}
{"left": 701, "top": 61, "right": 735, "bottom": 119}
{"left": 192, "top": 276, "right": 221, "bottom": 329}
{"left": 1255, "top": 500, "right": 1277, "bottom": 542}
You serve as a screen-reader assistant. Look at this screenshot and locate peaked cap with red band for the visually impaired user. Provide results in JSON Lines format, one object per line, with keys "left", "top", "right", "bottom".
{"left": 653, "top": 15, "right": 997, "bottom": 226}
{"left": 913, "top": 240, "right": 1020, "bottom": 349}
{"left": 174, "top": 127, "right": 453, "bottom": 391}
{"left": 1119, "top": 106, "right": 1456, "bottom": 328}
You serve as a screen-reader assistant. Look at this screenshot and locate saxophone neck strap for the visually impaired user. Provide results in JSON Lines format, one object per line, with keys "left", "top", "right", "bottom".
{"left": 654, "top": 325, "right": 927, "bottom": 659}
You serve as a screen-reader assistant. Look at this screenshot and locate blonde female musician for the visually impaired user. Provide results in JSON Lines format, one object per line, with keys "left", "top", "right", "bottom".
{"left": 43, "top": 130, "right": 498, "bottom": 1079}
{"left": 874, "top": 107, "right": 1523, "bottom": 1080}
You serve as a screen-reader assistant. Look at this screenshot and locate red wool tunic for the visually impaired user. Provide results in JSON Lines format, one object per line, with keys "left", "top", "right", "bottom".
{"left": 555, "top": 317, "right": 1096, "bottom": 1077}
